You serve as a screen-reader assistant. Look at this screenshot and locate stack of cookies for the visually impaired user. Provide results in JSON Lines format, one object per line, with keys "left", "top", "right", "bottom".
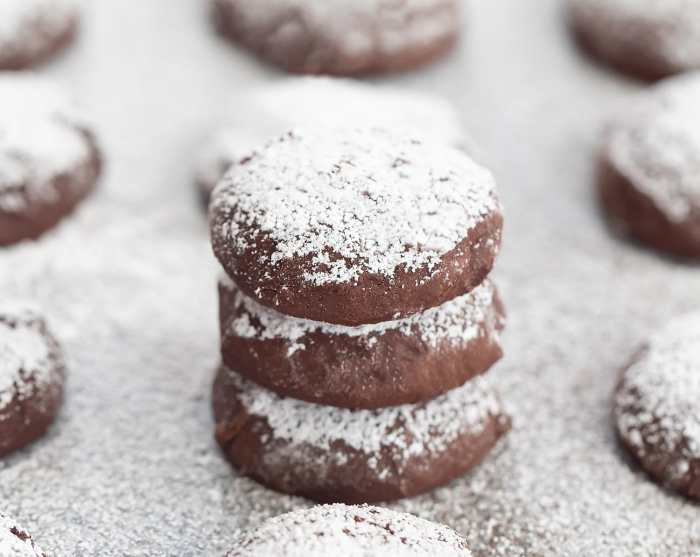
{"left": 209, "top": 126, "right": 510, "bottom": 503}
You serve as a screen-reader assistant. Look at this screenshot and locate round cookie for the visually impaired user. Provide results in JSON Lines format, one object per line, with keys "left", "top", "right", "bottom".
{"left": 196, "top": 77, "right": 468, "bottom": 207}
{"left": 0, "top": 306, "right": 65, "bottom": 457}
{"left": 598, "top": 74, "right": 700, "bottom": 257}
{"left": 213, "top": 365, "right": 510, "bottom": 503}
{"left": 210, "top": 0, "right": 459, "bottom": 76}
{"left": 615, "top": 312, "right": 700, "bottom": 499}
{"left": 0, "top": 75, "right": 102, "bottom": 246}
{"left": 210, "top": 127, "right": 502, "bottom": 326}
{"left": 567, "top": 0, "right": 700, "bottom": 80}
{"left": 225, "top": 504, "right": 472, "bottom": 556}
{"left": 0, "top": 513, "right": 46, "bottom": 556}
{"left": 218, "top": 275, "right": 505, "bottom": 409}
{"left": 0, "top": 0, "right": 79, "bottom": 70}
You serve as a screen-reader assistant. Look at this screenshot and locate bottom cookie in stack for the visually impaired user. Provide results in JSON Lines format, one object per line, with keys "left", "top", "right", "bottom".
{"left": 213, "top": 365, "right": 510, "bottom": 503}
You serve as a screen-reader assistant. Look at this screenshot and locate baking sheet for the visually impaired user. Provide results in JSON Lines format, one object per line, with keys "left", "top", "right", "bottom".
{"left": 1, "top": 1, "right": 699, "bottom": 555}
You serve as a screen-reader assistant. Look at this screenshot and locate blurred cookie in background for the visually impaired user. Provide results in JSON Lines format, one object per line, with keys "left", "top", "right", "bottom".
{"left": 0, "top": 0, "right": 79, "bottom": 70}
{"left": 210, "top": 0, "right": 459, "bottom": 75}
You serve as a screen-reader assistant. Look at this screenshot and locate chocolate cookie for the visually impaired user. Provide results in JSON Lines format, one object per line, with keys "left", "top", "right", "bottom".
{"left": 219, "top": 275, "right": 505, "bottom": 409}
{"left": 567, "top": 0, "right": 700, "bottom": 80}
{"left": 0, "top": 513, "right": 47, "bottom": 556}
{"left": 615, "top": 312, "right": 700, "bottom": 500}
{"left": 0, "top": 0, "right": 79, "bottom": 70}
{"left": 0, "top": 75, "right": 102, "bottom": 246}
{"left": 210, "top": 0, "right": 459, "bottom": 76}
{"left": 598, "top": 74, "right": 700, "bottom": 257}
{"left": 225, "top": 504, "right": 472, "bottom": 556}
{"left": 196, "top": 77, "right": 468, "bottom": 207}
{"left": 210, "top": 127, "right": 502, "bottom": 326}
{"left": 213, "top": 365, "right": 510, "bottom": 503}
{"left": 0, "top": 306, "right": 65, "bottom": 458}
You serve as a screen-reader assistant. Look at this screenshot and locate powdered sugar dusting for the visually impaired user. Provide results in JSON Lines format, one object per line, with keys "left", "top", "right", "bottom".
{"left": 212, "top": 127, "right": 499, "bottom": 285}
{"left": 615, "top": 311, "right": 700, "bottom": 475}
{"left": 0, "top": 513, "right": 45, "bottom": 557}
{"left": 196, "top": 77, "right": 467, "bottom": 191}
{"left": 568, "top": 0, "right": 700, "bottom": 69}
{"left": 226, "top": 504, "right": 471, "bottom": 557}
{"left": 0, "top": 74, "right": 91, "bottom": 213}
{"left": 230, "top": 366, "right": 503, "bottom": 471}
{"left": 607, "top": 73, "right": 700, "bottom": 222}
{"left": 0, "top": 307, "right": 54, "bottom": 412}
{"left": 221, "top": 274, "right": 499, "bottom": 356}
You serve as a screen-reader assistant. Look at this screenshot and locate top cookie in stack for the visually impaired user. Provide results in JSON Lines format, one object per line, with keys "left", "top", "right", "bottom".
{"left": 209, "top": 126, "right": 509, "bottom": 503}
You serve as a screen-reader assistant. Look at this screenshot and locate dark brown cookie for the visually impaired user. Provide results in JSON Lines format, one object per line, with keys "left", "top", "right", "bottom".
{"left": 0, "top": 512, "right": 47, "bottom": 556}
{"left": 210, "top": 127, "right": 502, "bottom": 326}
{"left": 213, "top": 365, "right": 510, "bottom": 504}
{"left": 195, "top": 77, "right": 467, "bottom": 208}
{"left": 567, "top": 0, "right": 700, "bottom": 80}
{"left": 225, "top": 504, "right": 472, "bottom": 556}
{"left": 0, "top": 306, "right": 65, "bottom": 458}
{"left": 598, "top": 74, "right": 700, "bottom": 258}
{"left": 210, "top": 0, "right": 459, "bottom": 76}
{"left": 615, "top": 312, "right": 700, "bottom": 500}
{"left": 219, "top": 276, "right": 505, "bottom": 409}
{"left": 0, "top": 1, "right": 79, "bottom": 70}
{"left": 0, "top": 75, "right": 102, "bottom": 246}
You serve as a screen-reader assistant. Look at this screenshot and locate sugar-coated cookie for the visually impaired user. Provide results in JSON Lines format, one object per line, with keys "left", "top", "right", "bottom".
{"left": 210, "top": 127, "right": 501, "bottom": 326}
{"left": 615, "top": 312, "right": 700, "bottom": 500}
{"left": 567, "top": 0, "right": 700, "bottom": 80}
{"left": 0, "top": 0, "right": 79, "bottom": 70}
{"left": 196, "top": 77, "right": 467, "bottom": 207}
{"left": 211, "top": 0, "right": 459, "bottom": 75}
{"left": 213, "top": 365, "right": 510, "bottom": 503}
{"left": 0, "top": 75, "right": 101, "bottom": 246}
{"left": 599, "top": 73, "right": 700, "bottom": 257}
{"left": 0, "top": 513, "right": 46, "bottom": 556}
{"left": 225, "top": 504, "right": 472, "bottom": 557}
{"left": 218, "top": 275, "right": 505, "bottom": 409}
{"left": 0, "top": 305, "right": 65, "bottom": 458}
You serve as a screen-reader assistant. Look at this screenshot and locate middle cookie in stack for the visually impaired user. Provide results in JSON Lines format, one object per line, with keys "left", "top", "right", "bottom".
{"left": 209, "top": 126, "right": 510, "bottom": 503}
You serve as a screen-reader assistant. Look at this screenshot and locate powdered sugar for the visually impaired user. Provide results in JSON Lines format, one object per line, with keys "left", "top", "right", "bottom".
{"left": 196, "top": 77, "right": 467, "bottom": 193}
{"left": 615, "top": 312, "right": 700, "bottom": 473}
{"left": 607, "top": 73, "right": 700, "bottom": 222}
{"left": 226, "top": 504, "right": 471, "bottom": 557}
{"left": 0, "top": 513, "right": 45, "bottom": 557}
{"left": 568, "top": 0, "right": 700, "bottom": 69}
{"left": 0, "top": 74, "right": 91, "bottom": 213}
{"left": 0, "top": 307, "right": 55, "bottom": 412}
{"left": 229, "top": 366, "right": 503, "bottom": 472}
{"left": 221, "top": 275, "right": 499, "bottom": 356}
{"left": 212, "top": 127, "right": 499, "bottom": 285}
{"left": 0, "top": 0, "right": 77, "bottom": 61}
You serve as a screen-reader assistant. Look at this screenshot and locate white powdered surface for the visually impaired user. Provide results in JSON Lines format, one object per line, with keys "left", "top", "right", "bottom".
{"left": 221, "top": 275, "right": 498, "bottom": 356}
{"left": 0, "top": 308, "right": 53, "bottom": 412}
{"left": 212, "top": 126, "right": 499, "bottom": 285}
{"left": 606, "top": 73, "right": 700, "bottom": 222}
{"left": 567, "top": 0, "right": 700, "bottom": 69}
{"left": 615, "top": 312, "right": 700, "bottom": 473}
{"left": 0, "top": 74, "right": 90, "bottom": 213}
{"left": 217, "top": 0, "right": 455, "bottom": 61}
{"left": 226, "top": 504, "right": 470, "bottom": 557}
{"left": 0, "top": 513, "right": 45, "bottom": 557}
{"left": 0, "top": 0, "right": 77, "bottom": 56}
{"left": 195, "top": 76, "right": 467, "bottom": 190}
{"left": 1, "top": 2, "right": 700, "bottom": 556}
{"left": 230, "top": 367, "right": 502, "bottom": 470}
